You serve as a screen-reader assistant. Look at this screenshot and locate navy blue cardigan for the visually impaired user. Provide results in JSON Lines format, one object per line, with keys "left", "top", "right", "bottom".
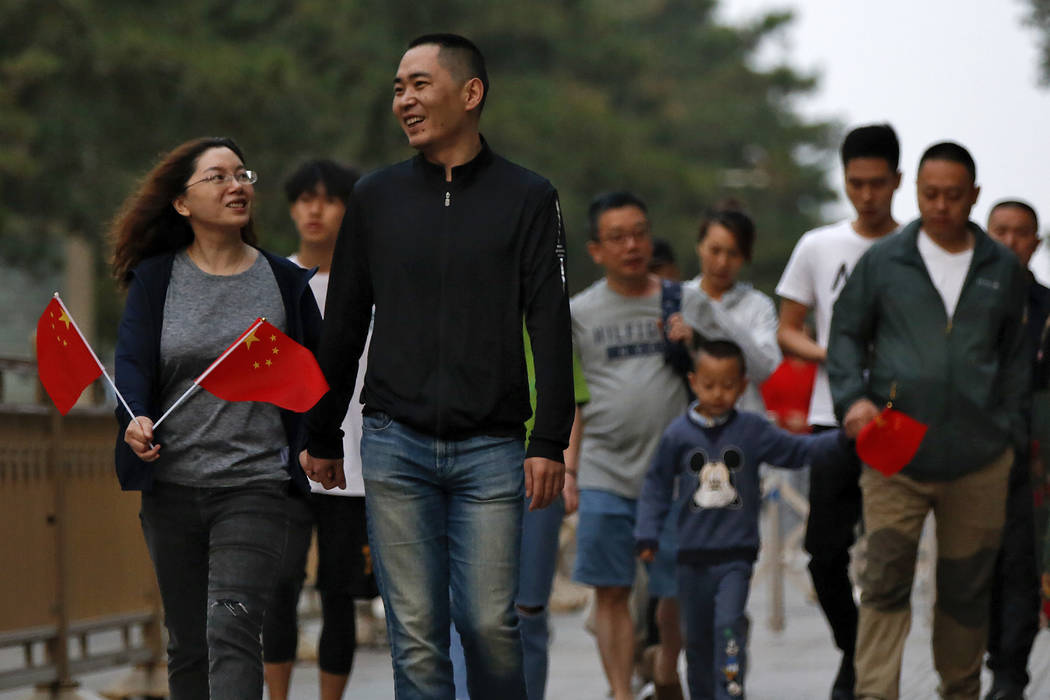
{"left": 113, "top": 249, "right": 321, "bottom": 493}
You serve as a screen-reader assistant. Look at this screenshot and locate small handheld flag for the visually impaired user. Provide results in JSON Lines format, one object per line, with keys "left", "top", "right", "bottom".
{"left": 36, "top": 296, "right": 103, "bottom": 414}
{"left": 856, "top": 406, "right": 928, "bottom": 477}
{"left": 198, "top": 318, "right": 329, "bottom": 411}
{"left": 153, "top": 317, "right": 328, "bottom": 430}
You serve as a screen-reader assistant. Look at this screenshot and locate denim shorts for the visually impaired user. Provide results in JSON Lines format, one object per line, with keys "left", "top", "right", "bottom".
{"left": 645, "top": 498, "right": 681, "bottom": 599}
{"left": 573, "top": 509, "right": 637, "bottom": 588}
{"left": 646, "top": 545, "right": 678, "bottom": 598}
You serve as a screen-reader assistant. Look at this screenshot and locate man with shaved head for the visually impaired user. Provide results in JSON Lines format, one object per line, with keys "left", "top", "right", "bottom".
{"left": 984, "top": 199, "right": 1048, "bottom": 700}
{"left": 302, "top": 34, "right": 574, "bottom": 699}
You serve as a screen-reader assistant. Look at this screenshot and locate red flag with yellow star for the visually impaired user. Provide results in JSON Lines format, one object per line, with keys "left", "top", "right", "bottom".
{"left": 36, "top": 297, "right": 104, "bottom": 414}
{"left": 197, "top": 318, "right": 328, "bottom": 412}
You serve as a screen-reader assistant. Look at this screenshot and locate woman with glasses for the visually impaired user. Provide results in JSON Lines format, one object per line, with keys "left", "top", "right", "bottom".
{"left": 110, "top": 136, "right": 322, "bottom": 700}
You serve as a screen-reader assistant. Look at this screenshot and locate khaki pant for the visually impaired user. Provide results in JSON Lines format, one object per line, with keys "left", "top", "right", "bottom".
{"left": 854, "top": 449, "right": 1012, "bottom": 700}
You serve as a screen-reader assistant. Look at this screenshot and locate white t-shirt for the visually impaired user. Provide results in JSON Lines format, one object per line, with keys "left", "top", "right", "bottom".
{"left": 775, "top": 220, "right": 890, "bottom": 427}
{"left": 290, "top": 255, "right": 369, "bottom": 496}
{"left": 916, "top": 230, "right": 974, "bottom": 320}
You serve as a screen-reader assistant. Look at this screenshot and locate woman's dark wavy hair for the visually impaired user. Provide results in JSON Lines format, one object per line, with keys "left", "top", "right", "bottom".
{"left": 109, "top": 137, "right": 256, "bottom": 289}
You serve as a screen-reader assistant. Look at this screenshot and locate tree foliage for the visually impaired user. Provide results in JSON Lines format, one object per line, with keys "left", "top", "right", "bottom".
{"left": 1, "top": 0, "right": 836, "bottom": 347}
{"left": 1030, "top": 0, "right": 1050, "bottom": 84}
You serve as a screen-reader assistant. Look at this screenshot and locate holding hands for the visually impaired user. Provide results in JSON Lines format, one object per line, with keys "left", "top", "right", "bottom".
{"left": 299, "top": 450, "right": 346, "bottom": 490}
{"left": 843, "top": 398, "right": 880, "bottom": 439}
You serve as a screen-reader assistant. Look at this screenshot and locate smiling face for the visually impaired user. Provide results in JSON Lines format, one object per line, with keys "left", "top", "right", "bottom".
{"left": 289, "top": 182, "right": 346, "bottom": 247}
{"left": 172, "top": 146, "right": 252, "bottom": 235}
{"left": 392, "top": 43, "right": 482, "bottom": 157}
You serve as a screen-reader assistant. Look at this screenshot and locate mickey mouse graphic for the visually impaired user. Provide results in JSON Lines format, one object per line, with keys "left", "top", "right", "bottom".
{"left": 689, "top": 448, "right": 744, "bottom": 510}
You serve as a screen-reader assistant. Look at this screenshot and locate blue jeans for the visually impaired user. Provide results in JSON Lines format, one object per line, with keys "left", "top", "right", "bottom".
{"left": 139, "top": 480, "right": 290, "bottom": 700}
{"left": 451, "top": 494, "right": 566, "bottom": 698}
{"left": 361, "top": 412, "right": 527, "bottom": 700}
{"left": 677, "top": 560, "right": 752, "bottom": 700}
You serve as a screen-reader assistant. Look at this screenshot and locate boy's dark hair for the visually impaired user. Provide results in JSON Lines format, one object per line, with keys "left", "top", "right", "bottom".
{"left": 649, "top": 237, "right": 676, "bottom": 269}
{"left": 990, "top": 199, "right": 1039, "bottom": 231}
{"left": 283, "top": 159, "right": 359, "bottom": 204}
{"left": 841, "top": 123, "right": 900, "bottom": 171}
{"left": 919, "top": 141, "right": 976, "bottom": 183}
{"left": 587, "top": 191, "right": 648, "bottom": 241}
{"left": 694, "top": 338, "right": 747, "bottom": 377}
{"left": 408, "top": 33, "right": 489, "bottom": 113}
{"left": 697, "top": 207, "right": 756, "bottom": 262}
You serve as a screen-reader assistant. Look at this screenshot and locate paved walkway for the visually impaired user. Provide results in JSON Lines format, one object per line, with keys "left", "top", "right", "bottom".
{"left": 273, "top": 572, "right": 1049, "bottom": 699}
{"left": 5, "top": 508, "right": 1049, "bottom": 698}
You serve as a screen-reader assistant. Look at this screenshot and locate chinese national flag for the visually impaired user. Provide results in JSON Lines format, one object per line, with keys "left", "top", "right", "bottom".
{"left": 198, "top": 319, "right": 328, "bottom": 412}
{"left": 856, "top": 406, "right": 928, "bottom": 477}
{"left": 36, "top": 298, "right": 103, "bottom": 414}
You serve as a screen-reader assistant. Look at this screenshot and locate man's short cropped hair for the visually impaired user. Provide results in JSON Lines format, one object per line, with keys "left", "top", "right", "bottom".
{"left": 283, "top": 159, "right": 359, "bottom": 204}
{"left": 990, "top": 199, "right": 1039, "bottom": 232}
{"left": 694, "top": 338, "right": 747, "bottom": 377}
{"left": 408, "top": 33, "right": 489, "bottom": 113}
{"left": 919, "top": 141, "right": 976, "bottom": 183}
{"left": 587, "top": 191, "right": 648, "bottom": 241}
{"left": 841, "top": 124, "right": 900, "bottom": 171}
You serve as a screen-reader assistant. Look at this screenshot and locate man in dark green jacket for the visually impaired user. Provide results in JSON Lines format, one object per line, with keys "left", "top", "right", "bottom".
{"left": 827, "top": 142, "right": 1030, "bottom": 700}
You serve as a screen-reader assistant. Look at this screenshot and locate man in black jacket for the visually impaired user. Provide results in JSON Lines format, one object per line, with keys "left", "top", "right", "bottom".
{"left": 984, "top": 200, "right": 1049, "bottom": 700}
{"left": 301, "top": 34, "right": 574, "bottom": 699}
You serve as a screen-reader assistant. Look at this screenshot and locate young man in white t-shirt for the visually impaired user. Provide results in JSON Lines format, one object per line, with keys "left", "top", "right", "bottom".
{"left": 263, "top": 159, "right": 375, "bottom": 700}
{"left": 775, "top": 124, "right": 901, "bottom": 700}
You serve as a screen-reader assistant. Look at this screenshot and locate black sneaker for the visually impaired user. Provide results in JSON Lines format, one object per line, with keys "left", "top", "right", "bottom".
{"left": 831, "top": 654, "right": 855, "bottom": 700}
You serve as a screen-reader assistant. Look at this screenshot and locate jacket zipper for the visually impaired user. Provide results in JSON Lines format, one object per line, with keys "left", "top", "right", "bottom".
{"left": 436, "top": 187, "right": 451, "bottom": 435}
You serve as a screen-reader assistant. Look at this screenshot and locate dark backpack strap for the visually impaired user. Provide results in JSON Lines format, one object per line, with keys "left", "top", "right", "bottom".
{"left": 660, "top": 278, "right": 682, "bottom": 328}
{"left": 660, "top": 280, "right": 695, "bottom": 399}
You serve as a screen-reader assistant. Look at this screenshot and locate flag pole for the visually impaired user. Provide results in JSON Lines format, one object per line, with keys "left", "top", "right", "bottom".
{"left": 53, "top": 293, "right": 153, "bottom": 444}
{"left": 152, "top": 317, "right": 266, "bottom": 431}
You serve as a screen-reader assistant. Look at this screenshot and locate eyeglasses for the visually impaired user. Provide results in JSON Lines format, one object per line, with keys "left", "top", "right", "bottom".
{"left": 185, "top": 170, "right": 258, "bottom": 190}
{"left": 599, "top": 229, "right": 650, "bottom": 246}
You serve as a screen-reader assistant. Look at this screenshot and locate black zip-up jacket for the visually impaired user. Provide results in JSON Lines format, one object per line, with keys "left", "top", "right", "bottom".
{"left": 306, "top": 139, "right": 574, "bottom": 462}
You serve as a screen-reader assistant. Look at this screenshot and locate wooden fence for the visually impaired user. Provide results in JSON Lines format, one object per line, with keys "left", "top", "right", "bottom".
{"left": 0, "top": 357, "right": 165, "bottom": 699}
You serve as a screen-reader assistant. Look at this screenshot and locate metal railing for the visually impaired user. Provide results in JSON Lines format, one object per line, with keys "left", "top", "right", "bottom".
{"left": 0, "top": 355, "right": 166, "bottom": 699}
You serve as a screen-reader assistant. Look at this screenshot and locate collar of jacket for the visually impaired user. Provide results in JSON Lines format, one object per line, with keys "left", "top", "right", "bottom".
{"left": 693, "top": 275, "right": 755, "bottom": 309}
{"left": 889, "top": 217, "right": 999, "bottom": 270}
{"left": 413, "top": 133, "right": 494, "bottom": 186}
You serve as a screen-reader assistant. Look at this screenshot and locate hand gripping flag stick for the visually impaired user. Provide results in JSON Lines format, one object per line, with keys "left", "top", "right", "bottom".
{"left": 152, "top": 318, "right": 267, "bottom": 431}
{"left": 37, "top": 294, "right": 153, "bottom": 445}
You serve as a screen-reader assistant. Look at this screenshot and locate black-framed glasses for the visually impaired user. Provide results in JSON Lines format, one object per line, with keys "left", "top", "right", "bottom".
{"left": 600, "top": 229, "right": 651, "bottom": 246}
{"left": 185, "top": 170, "right": 258, "bottom": 190}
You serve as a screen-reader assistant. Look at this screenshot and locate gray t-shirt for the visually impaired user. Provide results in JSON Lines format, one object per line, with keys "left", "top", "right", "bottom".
{"left": 571, "top": 279, "right": 690, "bottom": 499}
{"left": 154, "top": 250, "right": 288, "bottom": 487}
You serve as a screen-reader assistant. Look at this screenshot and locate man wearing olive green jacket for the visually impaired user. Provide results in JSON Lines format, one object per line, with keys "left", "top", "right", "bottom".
{"left": 827, "top": 141, "right": 1030, "bottom": 700}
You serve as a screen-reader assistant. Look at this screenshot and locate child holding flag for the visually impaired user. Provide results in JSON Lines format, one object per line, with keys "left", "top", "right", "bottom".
{"left": 110, "top": 137, "right": 323, "bottom": 700}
